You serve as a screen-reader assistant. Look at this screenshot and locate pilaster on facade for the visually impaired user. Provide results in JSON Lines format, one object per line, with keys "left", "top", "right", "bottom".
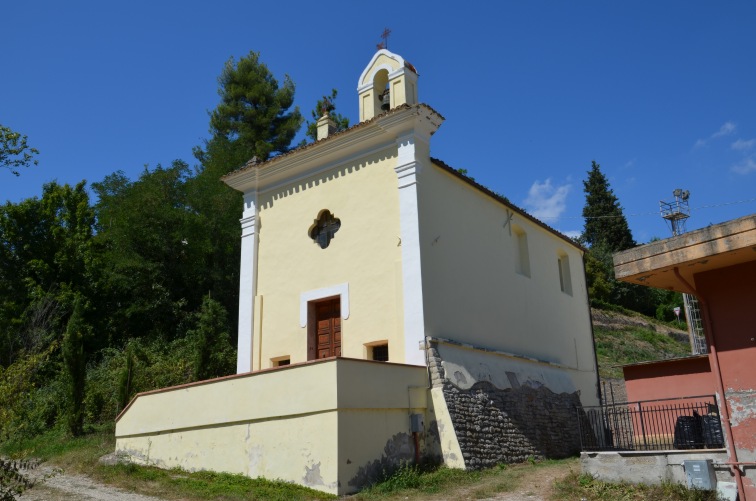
{"left": 395, "top": 132, "right": 429, "bottom": 366}
{"left": 237, "top": 192, "right": 258, "bottom": 374}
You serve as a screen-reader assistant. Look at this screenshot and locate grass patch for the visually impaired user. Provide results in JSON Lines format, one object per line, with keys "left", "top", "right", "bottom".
{"left": 552, "top": 471, "right": 720, "bottom": 500}
{"left": 96, "top": 463, "right": 334, "bottom": 500}
{"left": 594, "top": 326, "right": 691, "bottom": 379}
{"left": 0, "top": 424, "right": 115, "bottom": 473}
{"left": 355, "top": 459, "right": 571, "bottom": 500}
{"left": 1, "top": 425, "right": 333, "bottom": 500}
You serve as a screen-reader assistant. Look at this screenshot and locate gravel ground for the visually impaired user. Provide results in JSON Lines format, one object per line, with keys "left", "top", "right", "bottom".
{"left": 16, "top": 464, "right": 163, "bottom": 501}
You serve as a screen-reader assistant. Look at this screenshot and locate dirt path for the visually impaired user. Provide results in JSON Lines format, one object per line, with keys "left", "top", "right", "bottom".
{"left": 16, "top": 464, "right": 163, "bottom": 501}
{"left": 16, "top": 459, "right": 575, "bottom": 501}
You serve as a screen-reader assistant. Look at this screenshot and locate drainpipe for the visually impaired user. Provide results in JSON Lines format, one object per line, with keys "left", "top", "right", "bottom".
{"left": 673, "top": 267, "right": 745, "bottom": 501}
{"left": 582, "top": 252, "right": 603, "bottom": 405}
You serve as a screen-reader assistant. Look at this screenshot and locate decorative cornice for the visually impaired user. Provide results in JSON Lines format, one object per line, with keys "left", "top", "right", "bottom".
{"left": 222, "top": 104, "right": 444, "bottom": 195}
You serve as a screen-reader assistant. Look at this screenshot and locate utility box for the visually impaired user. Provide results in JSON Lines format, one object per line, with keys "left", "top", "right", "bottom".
{"left": 410, "top": 413, "right": 424, "bottom": 433}
{"left": 684, "top": 460, "right": 717, "bottom": 490}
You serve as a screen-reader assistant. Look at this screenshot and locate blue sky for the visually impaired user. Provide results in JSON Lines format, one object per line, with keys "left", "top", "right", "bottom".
{"left": 2, "top": 1, "right": 755, "bottom": 243}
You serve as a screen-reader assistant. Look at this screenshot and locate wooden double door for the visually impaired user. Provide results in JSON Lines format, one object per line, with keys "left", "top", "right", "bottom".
{"left": 311, "top": 298, "right": 341, "bottom": 359}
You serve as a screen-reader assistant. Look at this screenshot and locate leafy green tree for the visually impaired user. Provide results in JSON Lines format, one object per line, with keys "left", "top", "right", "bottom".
{"left": 0, "top": 182, "right": 94, "bottom": 366}
{"left": 581, "top": 161, "right": 635, "bottom": 252}
{"left": 0, "top": 124, "right": 39, "bottom": 176}
{"left": 190, "top": 295, "right": 234, "bottom": 381}
{"left": 92, "top": 162, "right": 198, "bottom": 343}
{"left": 206, "top": 51, "right": 303, "bottom": 163}
{"left": 302, "top": 89, "right": 350, "bottom": 143}
{"left": 63, "top": 297, "right": 88, "bottom": 436}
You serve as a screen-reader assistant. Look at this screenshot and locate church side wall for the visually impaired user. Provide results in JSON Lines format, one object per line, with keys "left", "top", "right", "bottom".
{"left": 253, "top": 148, "right": 406, "bottom": 367}
{"left": 417, "top": 164, "right": 598, "bottom": 406}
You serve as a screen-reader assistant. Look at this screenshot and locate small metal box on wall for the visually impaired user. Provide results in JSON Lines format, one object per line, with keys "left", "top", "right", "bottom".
{"left": 683, "top": 460, "right": 717, "bottom": 490}
{"left": 410, "top": 413, "right": 424, "bottom": 433}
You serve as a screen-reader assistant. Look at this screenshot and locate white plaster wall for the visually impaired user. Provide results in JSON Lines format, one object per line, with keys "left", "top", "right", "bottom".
{"left": 417, "top": 164, "right": 597, "bottom": 404}
{"left": 433, "top": 340, "right": 598, "bottom": 407}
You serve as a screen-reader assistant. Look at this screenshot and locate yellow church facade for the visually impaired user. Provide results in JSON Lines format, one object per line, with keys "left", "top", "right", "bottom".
{"left": 115, "top": 49, "right": 599, "bottom": 495}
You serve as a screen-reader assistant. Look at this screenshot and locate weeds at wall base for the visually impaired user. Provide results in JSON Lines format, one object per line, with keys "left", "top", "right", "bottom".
{"left": 553, "top": 471, "right": 720, "bottom": 501}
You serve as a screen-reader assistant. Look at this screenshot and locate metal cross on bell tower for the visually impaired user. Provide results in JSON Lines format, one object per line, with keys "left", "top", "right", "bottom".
{"left": 376, "top": 28, "right": 391, "bottom": 50}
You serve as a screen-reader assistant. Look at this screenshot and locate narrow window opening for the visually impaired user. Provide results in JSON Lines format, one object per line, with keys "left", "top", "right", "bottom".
{"left": 558, "top": 253, "right": 572, "bottom": 295}
{"left": 373, "top": 69, "right": 389, "bottom": 116}
{"left": 513, "top": 225, "right": 530, "bottom": 277}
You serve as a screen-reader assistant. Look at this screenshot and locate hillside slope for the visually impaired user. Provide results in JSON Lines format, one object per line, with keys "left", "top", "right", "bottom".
{"left": 591, "top": 307, "right": 694, "bottom": 404}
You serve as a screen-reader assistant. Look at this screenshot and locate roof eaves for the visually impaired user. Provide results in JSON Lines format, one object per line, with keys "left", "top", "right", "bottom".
{"left": 221, "top": 103, "right": 445, "bottom": 182}
{"left": 430, "top": 157, "right": 585, "bottom": 251}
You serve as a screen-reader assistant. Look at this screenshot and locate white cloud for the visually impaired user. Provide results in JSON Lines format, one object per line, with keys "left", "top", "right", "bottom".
{"left": 694, "top": 121, "right": 737, "bottom": 148}
{"left": 560, "top": 230, "right": 582, "bottom": 240}
{"left": 731, "top": 156, "right": 756, "bottom": 175}
{"left": 731, "top": 138, "right": 756, "bottom": 151}
{"left": 523, "top": 178, "right": 570, "bottom": 221}
{"left": 713, "top": 121, "right": 736, "bottom": 138}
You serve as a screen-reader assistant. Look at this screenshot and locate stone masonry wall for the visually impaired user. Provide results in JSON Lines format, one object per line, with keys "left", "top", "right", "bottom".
{"left": 428, "top": 340, "right": 584, "bottom": 469}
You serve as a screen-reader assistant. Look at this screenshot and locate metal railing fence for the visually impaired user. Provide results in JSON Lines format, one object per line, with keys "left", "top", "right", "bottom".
{"left": 578, "top": 395, "right": 724, "bottom": 452}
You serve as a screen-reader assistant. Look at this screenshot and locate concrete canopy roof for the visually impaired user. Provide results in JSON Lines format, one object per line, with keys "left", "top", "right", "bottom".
{"left": 613, "top": 214, "right": 756, "bottom": 292}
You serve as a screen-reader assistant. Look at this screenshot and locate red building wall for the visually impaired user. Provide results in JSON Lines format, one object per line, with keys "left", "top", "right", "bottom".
{"left": 623, "top": 356, "right": 714, "bottom": 403}
{"left": 696, "top": 260, "right": 756, "bottom": 485}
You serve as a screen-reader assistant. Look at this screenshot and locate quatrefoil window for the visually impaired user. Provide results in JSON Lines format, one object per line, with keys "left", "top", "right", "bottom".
{"left": 309, "top": 210, "right": 341, "bottom": 249}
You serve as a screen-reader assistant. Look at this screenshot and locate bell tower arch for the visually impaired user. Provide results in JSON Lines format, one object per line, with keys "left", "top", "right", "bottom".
{"left": 357, "top": 49, "right": 419, "bottom": 122}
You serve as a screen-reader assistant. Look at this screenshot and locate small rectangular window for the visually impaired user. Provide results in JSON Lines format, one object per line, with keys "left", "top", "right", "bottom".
{"left": 372, "top": 344, "right": 389, "bottom": 362}
{"left": 365, "top": 342, "right": 389, "bottom": 362}
{"left": 271, "top": 357, "right": 290, "bottom": 367}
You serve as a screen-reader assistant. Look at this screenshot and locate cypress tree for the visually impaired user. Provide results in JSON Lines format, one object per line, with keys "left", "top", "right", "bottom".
{"left": 581, "top": 161, "right": 635, "bottom": 252}
{"left": 190, "top": 296, "right": 234, "bottom": 381}
{"left": 62, "top": 297, "right": 88, "bottom": 436}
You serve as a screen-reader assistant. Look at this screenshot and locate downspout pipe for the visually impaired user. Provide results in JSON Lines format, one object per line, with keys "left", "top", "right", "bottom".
{"left": 582, "top": 253, "right": 603, "bottom": 405}
{"left": 673, "top": 267, "right": 745, "bottom": 501}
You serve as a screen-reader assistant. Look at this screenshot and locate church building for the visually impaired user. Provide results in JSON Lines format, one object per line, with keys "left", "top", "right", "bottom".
{"left": 115, "top": 49, "right": 599, "bottom": 495}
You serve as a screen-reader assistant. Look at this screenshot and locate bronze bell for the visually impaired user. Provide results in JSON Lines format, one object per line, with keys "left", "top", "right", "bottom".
{"left": 380, "top": 89, "right": 390, "bottom": 111}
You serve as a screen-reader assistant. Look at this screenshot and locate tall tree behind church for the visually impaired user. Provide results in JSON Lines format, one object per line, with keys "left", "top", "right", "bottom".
{"left": 202, "top": 50, "right": 303, "bottom": 165}
{"left": 188, "top": 51, "right": 305, "bottom": 343}
{"left": 581, "top": 161, "right": 635, "bottom": 252}
{"left": 579, "top": 161, "right": 663, "bottom": 316}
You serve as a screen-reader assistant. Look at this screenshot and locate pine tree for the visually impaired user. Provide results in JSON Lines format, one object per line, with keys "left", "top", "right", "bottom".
{"left": 581, "top": 161, "right": 635, "bottom": 252}
{"left": 206, "top": 51, "right": 303, "bottom": 164}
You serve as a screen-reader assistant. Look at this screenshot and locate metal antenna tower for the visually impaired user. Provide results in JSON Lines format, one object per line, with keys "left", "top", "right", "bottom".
{"left": 660, "top": 189, "right": 707, "bottom": 354}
